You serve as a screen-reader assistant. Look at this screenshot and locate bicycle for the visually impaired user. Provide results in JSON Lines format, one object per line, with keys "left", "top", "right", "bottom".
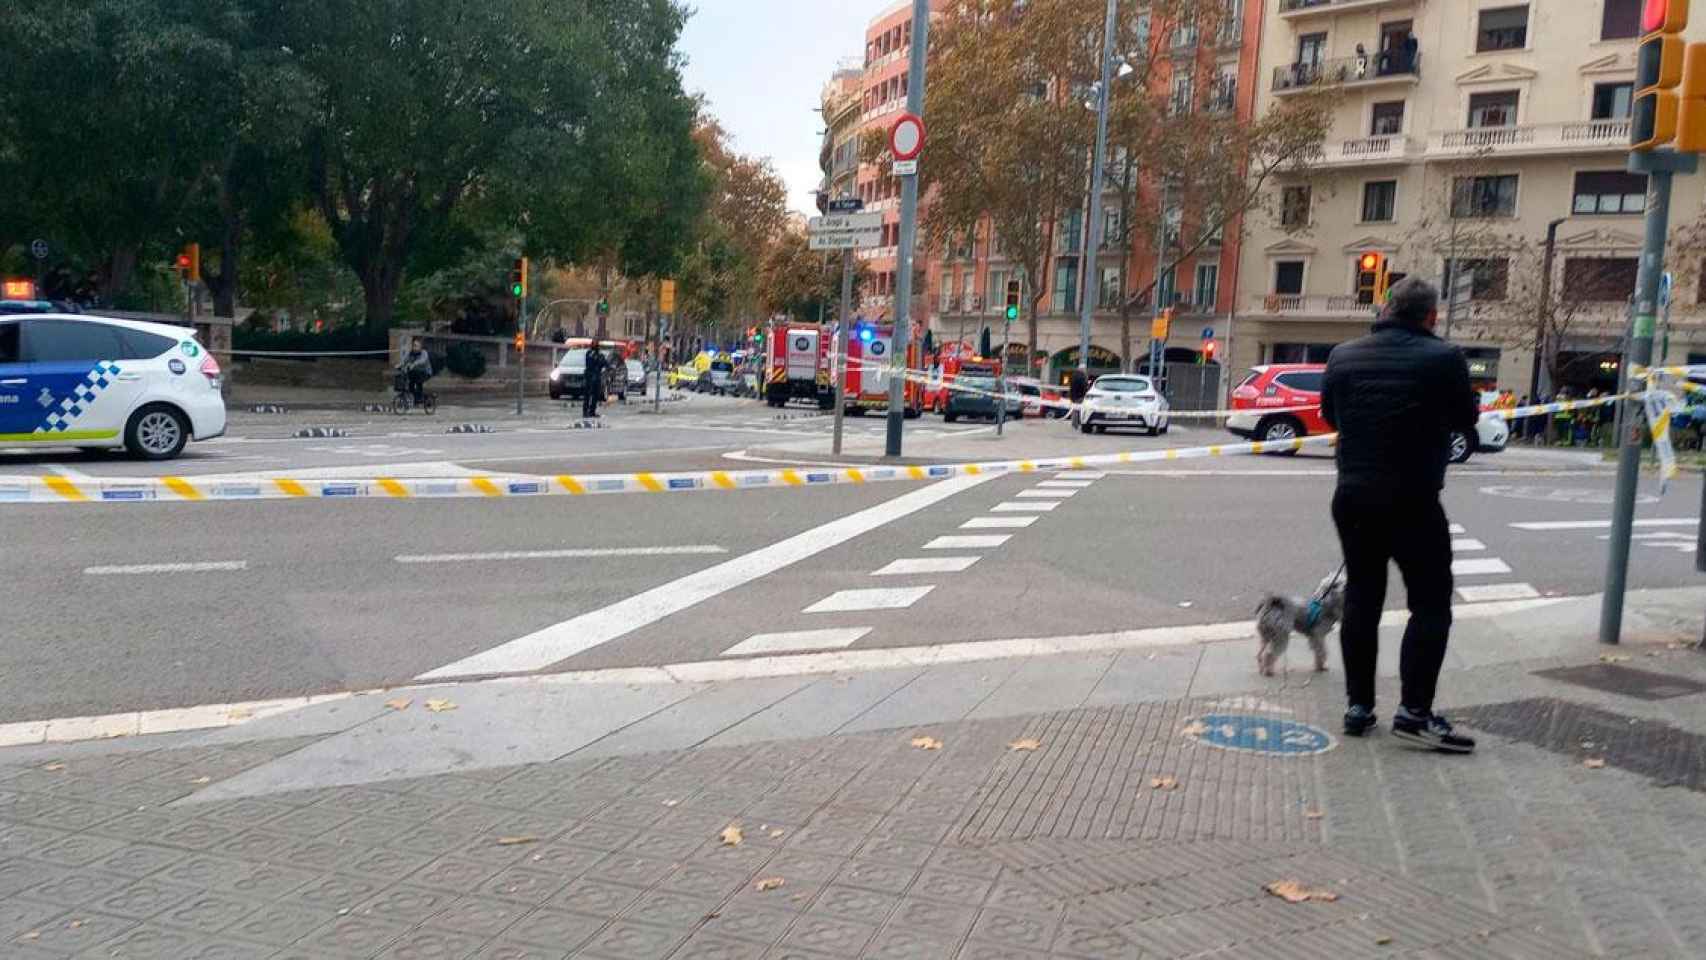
{"left": 391, "top": 370, "right": 437, "bottom": 415}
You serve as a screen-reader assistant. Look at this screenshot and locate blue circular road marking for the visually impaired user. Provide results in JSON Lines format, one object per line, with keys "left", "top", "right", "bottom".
{"left": 1184, "top": 713, "right": 1336, "bottom": 756}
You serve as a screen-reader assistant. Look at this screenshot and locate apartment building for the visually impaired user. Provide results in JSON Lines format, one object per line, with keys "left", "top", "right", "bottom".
{"left": 1234, "top": 0, "right": 1706, "bottom": 395}
{"left": 818, "top": 61, "right": 863, "bottom": 204}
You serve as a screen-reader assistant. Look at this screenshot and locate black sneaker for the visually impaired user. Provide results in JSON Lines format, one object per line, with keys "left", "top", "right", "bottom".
{"left": 1391, "top": 707, "right": 1476, "bottom": 753}
{"left": 1343, "top": 704, "right": 1378, "bottom": 737}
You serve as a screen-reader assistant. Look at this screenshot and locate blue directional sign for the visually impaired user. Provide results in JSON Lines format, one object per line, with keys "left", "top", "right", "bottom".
{"left": 1182, "top": 713, "right": 1336, "bottom": 756}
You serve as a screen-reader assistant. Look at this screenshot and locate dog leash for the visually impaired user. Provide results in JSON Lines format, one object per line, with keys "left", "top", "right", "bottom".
{"left": 1303, "top": 563, "right": 1346, "bottom": 631}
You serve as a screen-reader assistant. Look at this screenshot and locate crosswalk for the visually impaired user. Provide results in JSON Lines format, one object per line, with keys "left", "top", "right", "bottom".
{"left": 1448, "top": 521, "right": 1541, "bottom": 603}
{"left": 716, "top": 470, "right": 1108, "bottom": 658}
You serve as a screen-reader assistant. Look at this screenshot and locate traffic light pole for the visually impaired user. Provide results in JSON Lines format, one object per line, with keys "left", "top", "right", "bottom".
{"left": 886, "top": 0, "right": 929, "bottom": 458}
{"left": 834, "top": 249, "right": 852, "bottom": 456}
{"left": 1602, "top": 148, "right": 1696, "bottom": 645}
{"left": 1079, "top": 0, "right": 1118, "bottom": 377}
{"left": 516, "top": 295, "right": 527, "bottom": 417}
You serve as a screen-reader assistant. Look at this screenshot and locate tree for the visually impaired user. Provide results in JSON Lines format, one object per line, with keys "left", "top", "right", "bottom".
{"left": 677, "top": 117, "right": 789, "bottom": 341}
{"left": 759, "top": 230, "right": 867, "bottom": 322}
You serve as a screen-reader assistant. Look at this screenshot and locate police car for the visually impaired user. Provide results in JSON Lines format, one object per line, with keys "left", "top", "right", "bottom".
{"left": 0, "top": 313, "right": 226, "bottom": 460}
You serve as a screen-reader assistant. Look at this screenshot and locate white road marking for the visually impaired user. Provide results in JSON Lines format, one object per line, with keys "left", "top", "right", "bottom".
{"left": 923, "top": 535, "right": 1012, "bottom": 550}
{"left": 397, "top": 546, "right": 726, "bottom": 564}
{"left": 1452, "top": 557, "right": 1513, "bottom": 576}
{"left": 83, "top": 561, "right": 248, "bottom": 576}
{"left": 1016, "top": 489, "right": 1077, "bottom": 499}
{"left": 1055, "top": 471, "right": 1106, "bottom": 480}
{"left": 1448, "top": 523, "right": 1467, "bottom": 535}
{"left": 1450, "top": 538, "right": 1486, "bottom": 552}
{"left": 1456, "top": 583, "right": 1541, "bottom": 602}
{"left": 804, "top": 586, "right": 935, "bottom": 613}
{"left": 416, "top": 473, "right": 995, "bottom": 680}
{"left": 721, "top": 628, "right": 872, "bottom": 657}
{"left": 1037, "top": 480, "right": 1095, "bottom": 489}
{"left": 1510, "top": 518, "right": 1695, "bottom": 531}
{"left": 961, "top": 516, "right": 1038, "bottom": 529}
{"left": 992, "top": 502, "right": 1059, "bottom": 513}
{"left": 872, "top": 556, "right": 981, "bottom": 576}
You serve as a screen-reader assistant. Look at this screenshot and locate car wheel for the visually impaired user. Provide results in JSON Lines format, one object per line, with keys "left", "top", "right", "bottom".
{"left": 1147, "top": 424, "right": 1160, "bottom": 437}
{"left": 944, "top": 412, "right": 957, "bottom": 423}
{"left": 1160, "top": 421, "right": 1170, "bottom": 435}
{"left": 125, "top": 405, "right": 190, "bottom": 461}
{"left": 1094, "top": 424, "right": 1106, "bottom": 434}
{"left": 1257, "top": 416, "right": 1303, "bottom": 455}
{"left": 1080, "top": 419, "right": 1093, "bottom": 434}
{"left": 1449, "top": 430, "right": 1473, "bottom": 464}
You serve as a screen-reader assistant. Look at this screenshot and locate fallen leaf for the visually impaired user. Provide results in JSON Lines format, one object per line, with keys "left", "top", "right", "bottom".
{"left": 21, "top": 931, "right": 37, "bottom": 940}
{"left": 226, "top": 706, "right": 253, "bottom": 721}
{"left": 1598, "top": 653, "right": 1630, "bottom": 664}
{"left": 41, "top": 763, "right": 65, "bottom": 772}
{"left": 1583, "top": 757, "right": 1607, "bottom": 769}
{"left": 1375, "top": 934, "right": 1393, "bottom": 946}
{"left": 910, "top": 736, "right": 943, "bottom": 751}
{"left": 768, "top": 829, "right": 785, "bottom": 839}
{"left": 661, "top": 799, "right": 680, "bottom": 807}
{"left": 1304, "top": 810, "right": 1325, "bottom": 820}
{"left": 190, "top": 776, "right": 212, "bottom": 785}
{"left": 68, "top": 919, "right": 83, "bottom": 929}
{"left": 1264, "top": 880, "right": 1339, "bottom": 904}
{"left": 496, "top": 836, "right": 539, "bottom": 846}
{"left": 424, "top": 699, "right": 457, "bottom": 713}
{"left": 1150, "top": 776, "right": 1179, "bottom": 791}
{"left": 384, "top": 698, "right": 413, "bottom": 711}
{"left": 754, "top": 876, "right": 785, "bottom": 891}
{"left": 1008, "top": 738, "right": 1042, "bottom": 752}
{"left": 719, "top": 824, "right": 744, "bottom": 846}
{"left": 1180, "top": 720, "right": 1207, "bottom": 737}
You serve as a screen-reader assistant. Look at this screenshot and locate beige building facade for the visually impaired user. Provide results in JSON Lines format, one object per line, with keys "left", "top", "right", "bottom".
{"left": 1234, "top": 0, "right": 1706, "bottom": 397}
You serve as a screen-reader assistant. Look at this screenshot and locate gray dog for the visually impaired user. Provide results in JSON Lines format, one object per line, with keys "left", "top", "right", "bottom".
{"left": 1255, "top": 571, "right": 1346, "bottom": 677}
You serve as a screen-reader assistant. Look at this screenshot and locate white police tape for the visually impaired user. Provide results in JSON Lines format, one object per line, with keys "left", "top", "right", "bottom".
{"left": 0, "top": 434, "right": 1338, "bottom": 505}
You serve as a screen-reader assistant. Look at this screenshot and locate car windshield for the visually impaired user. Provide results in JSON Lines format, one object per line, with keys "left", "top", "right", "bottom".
{"left": 558, "top": 349, "right": 586, "bottom": 368}
{"left": 959, "top": 377, "right": 997, "bottom": 390}
{"left": 1094, "top": 378, "right": 1151, "bottom": 393}
{"left": 711, "top": 361, "right": 733, "bottom": 373}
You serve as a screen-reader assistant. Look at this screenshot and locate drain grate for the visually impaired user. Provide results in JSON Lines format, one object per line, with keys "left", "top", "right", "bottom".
{"left": 1533, "top": 662, "right": 1706, "bottom": 701}
{"left": 1456, "top": 697, "right": 1706, "bottom": 791}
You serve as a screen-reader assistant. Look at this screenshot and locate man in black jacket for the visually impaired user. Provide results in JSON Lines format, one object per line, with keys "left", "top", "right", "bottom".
{"left": 1322, "top": 277, "right": 1480, "bottom": 752}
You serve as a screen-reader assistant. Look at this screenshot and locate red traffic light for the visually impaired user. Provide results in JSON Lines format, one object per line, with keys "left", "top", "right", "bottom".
{"left": 175, "top": 254, "right": 191, "bottom": 269}
{"left": 1646, "top": 0, "right": 1689, "bottom": 34}
{"left": 1358, "top": 253, "right": 1380, "bottom": 271}
{"left": 1204, "top": 340, "right": 1217, "bottom": 360}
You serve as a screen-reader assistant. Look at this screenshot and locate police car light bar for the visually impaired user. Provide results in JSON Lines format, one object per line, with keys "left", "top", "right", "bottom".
{"left": 1, "top": 278, "right": 36, "bottom": 299}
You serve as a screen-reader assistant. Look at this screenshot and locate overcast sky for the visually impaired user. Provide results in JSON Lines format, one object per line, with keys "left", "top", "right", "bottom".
{"left": 680, "top": 1, "right": 880, "bottom": 216}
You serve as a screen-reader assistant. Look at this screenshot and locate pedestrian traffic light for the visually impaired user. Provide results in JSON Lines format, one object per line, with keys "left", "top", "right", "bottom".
{"left": 1675, "top": 42, "right": 1706, "bottom": 151}
{"left": 513, "top": 331, "right": 525, "bottom": 352}
{"left": 1004, "top": 279, "right": 1021, "bottom": 321}
{"left": 1634, "top": 0, "right": 1690, "bottom": 150}
{"left": 509, "top": 257, "right": 528, "bottom": 298}
{"left": 1203, "top": 340, "right": 1217, "bottom": 363}
{"left": 596, "top": 298, "right": 610, "bottom": 317}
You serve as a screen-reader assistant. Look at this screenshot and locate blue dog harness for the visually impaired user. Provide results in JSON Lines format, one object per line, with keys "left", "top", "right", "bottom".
{"left": 1302, "top": 564, "right": 1347, "bottom": 631}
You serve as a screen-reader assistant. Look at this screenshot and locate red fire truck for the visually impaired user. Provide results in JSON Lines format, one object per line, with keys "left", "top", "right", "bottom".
{"left": 845, "top": 321, "right": 924, "bottom": 417}
{"left": 764, "top": 322, "right": 834, "bottom": 409}
{"left": 924, "top": 342, "right": 1002, "bottom": 414}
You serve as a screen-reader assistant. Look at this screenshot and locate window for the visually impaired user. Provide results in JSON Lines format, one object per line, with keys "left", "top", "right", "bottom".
{"left": 1274, "top": 260, "right": 1305, "bottom": 295}
{"left": 1171, "top": 74, "right": 1193, "bottom": 115}
{"left": 1163, "top": 205, "right": 1183, "bottom": 247}
{"left": 0, "top": 321, "right": 17, "bottom": 364}
{"left": 1297, "top": 33, "right": 1327, "bottom": 68}
{"left": 1477, "top": 5, "right": 1528, "bottom": 52}
{"left": 1593, "top": 82, "right": 1634, "bottom": 120}
{"left": 1061, "top": 208, "right": 1084, "bottom": 253}
{"left": 1099, "top": 266, "right": 1122, "bottom": 308}
{"left": 1280, "top": 186, "right": 1311, "bottom": 227}
{"left": 987, "top": 269, "right": 1007, "bottom": 313}
{"left": 117, "top": 329, "right": 178, "bottom": 359}
{"left": 1371, "top": 101, "right": 1406, "bottom": 135}
{"left": 1194, "top": 264, "right": 1220, "bottom": 308}
{"left": 1271, "top": 343, "right": 1334, "bottom": 364}
{"left": 962, "top": 271, "right": 975, "bottom": 309}
{"left": 1053, "top": 260, "right": 1078, "bottom": 313}
{"left": 1468, "top": 91, "right": 1519, "bottom": 128}
{"left": 1274, "top": 371, "right": 1325, "bottom": 393}
{"left": 1602, "top": 0, "right": 1640, "bottom": 40}
{"left": 1563, "top": 257, "right": 1639, "bottom": 302}
{"left": 1157, "top": 266, "right": 1178, "bottom": 307}
{"left": 1573, "top": 171, "right": 1647, "bottom": 215}
{"left": 1361, "top": 180, "right": 1397, "bottom": 222}
{"left": 21, "top": 319, "right": 127, "bottom": 363}
{"left": 1442, "top": 258, "right": 1510, "bottom": 301}
{"left": 1452, "top": 174, "right": 1519, "bottom": 218}
{"left": 939, "top": 275, "right": 952, "bottom": 312}
{"left": 1102, "top": 206, "right": 1121, "bottom": 247}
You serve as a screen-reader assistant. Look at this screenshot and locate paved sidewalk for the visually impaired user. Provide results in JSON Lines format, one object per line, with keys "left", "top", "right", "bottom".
{"left": 4, "top": 601, "right": 1705, "bottom": 958}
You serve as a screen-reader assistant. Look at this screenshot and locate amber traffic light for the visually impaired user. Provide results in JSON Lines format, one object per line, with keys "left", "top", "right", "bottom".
{"left": 1635, "top": 0, "right": 1691, "bottom": 150}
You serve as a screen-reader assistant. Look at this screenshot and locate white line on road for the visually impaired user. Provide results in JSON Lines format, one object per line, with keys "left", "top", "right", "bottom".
{"left": 1448, "top": 524, "right": 1467, "bottom": 535}
{"left": 1015, "top": 489, "right": 1077, "bottom": 499}
{"left": 923, "top": 535, "right": 1012, "bottom": 550}
{"left": 416, "top": 473, "right": 995, "bottom": 680}
{"left": 1452, "top": 557, "right": 1513, "bottom": 576}
{"left": 1456, "top": 583, "right": 1540, "bottom": 602}
{"left": 721, "top": 628, "right": 872, "bottom": 657}
{"left": 872, "top": 556, "right": 982, "bottom": 576}
{"left": 991, "top": 502, "right": 1059, "bottom": 513}
{"left": 1037, "top": 480, "right": 1095, "bottom": 489}
{"left": 83, "top": 561, "right": 248, "bottom": 576}
{"left": 396, "top": 546, "right": 726, "bottom": 564}
{"left": 1450, "top": 539, "right": 1486, "bottom": 552}
{"left": 961, "top": 516, "right": 1038, "bottom": 529}
{"left": 1509, "top": 518, "right": 1695, "bottom": 531}
{"left": 1055, "top": 471, "right": 1106, "bottom": 480}
{"left": 805, "top": 586, "right": 935, "bottom": 613}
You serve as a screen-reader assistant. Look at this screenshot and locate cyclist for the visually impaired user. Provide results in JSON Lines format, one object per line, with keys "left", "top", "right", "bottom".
{"left": 399, "top": 338, "right": 434, "bottom": 403}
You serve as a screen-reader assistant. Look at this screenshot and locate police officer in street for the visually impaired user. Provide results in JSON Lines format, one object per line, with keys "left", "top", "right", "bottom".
{"left": 582, "top": 346, "right": 607, "bottom": 419}
{"left": 1322, "top": 277, "right": 1480, "bottom": 752}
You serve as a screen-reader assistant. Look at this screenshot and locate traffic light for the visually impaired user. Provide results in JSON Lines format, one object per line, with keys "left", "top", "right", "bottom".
{"left": 1634, "top": 0, "right": 1690, "bottom": 150}
{"left": 596, "top": 298, "right": 610, "bottom": 317}
{"left": 174, "top": 243, "right": 200, "bottom": 283}
{"left": 1676, "top": 41, "right": 1706, "bottom": 151}
{"left": 1203, "top": 340, "right": 1218, "bottom": 363}
{"left": 1004, "top": 278, "right": 1021, "bottom": 321}
{"left": 509, "top": 257, "right": 528, "bottom": 298}
{"left": 1356, "top": 252, "right": 1387, "bottom": 305}
{"left": 1151, "top": 307, "right": 1173, "bottom": 341}
{"left": 513, "top": 331, "right": 525, "bottom": 352}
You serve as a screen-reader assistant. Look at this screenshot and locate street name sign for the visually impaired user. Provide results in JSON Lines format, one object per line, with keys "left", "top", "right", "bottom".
{"left": 808, "top": 213, "right": 883, "bottom": 251}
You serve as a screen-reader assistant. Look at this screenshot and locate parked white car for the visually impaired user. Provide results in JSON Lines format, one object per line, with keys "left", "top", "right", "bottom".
{"left": 1078, "top": 374, "right": 1170, "bottom": 436}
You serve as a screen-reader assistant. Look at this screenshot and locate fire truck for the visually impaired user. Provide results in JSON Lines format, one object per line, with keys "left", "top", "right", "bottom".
{"left": 764, "top": 322, "right": 834, "bottom": 409}
{"left": 924, "top": 341, "right": 1001, "bottom": 414}
{"left": 845, "top": 320, "right": 924, "bottom": 417}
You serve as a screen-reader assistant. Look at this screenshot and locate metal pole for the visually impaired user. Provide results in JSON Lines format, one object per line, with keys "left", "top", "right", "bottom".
{"left": 1080, "top": 0, "right": 1117, "bottom": 376}
{"left": 834, "top": 248, "right": 852, "bottom": 455}
{"left": 1602, "top": 150, "right": 1696, "bottom": 645}
{"left": 516, "top": 295, "right": 526, "bottom": 416}
{"left": 886, "top": 0, "right": 930, "bottom": 458}
{"left": 1532, "top": 218, "right": 1565, "bottom": 400}
{"left": 1443, "top": 217, "right": 1458, "bottom": 341}
{"left": 997, "top": 315, "right": 1010, "bottom": 436}
{"left": 653, "top": 313, "right": 666, "bottom": 413}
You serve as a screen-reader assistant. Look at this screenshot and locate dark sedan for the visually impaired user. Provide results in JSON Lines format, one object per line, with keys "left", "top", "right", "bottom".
{"left": 943, "top": 376, "right": 1022, "bottom": 422}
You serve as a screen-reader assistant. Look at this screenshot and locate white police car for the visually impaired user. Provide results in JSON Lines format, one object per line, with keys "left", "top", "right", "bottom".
{"left": 0, "top": 313, "right": 226, "bottom": 460}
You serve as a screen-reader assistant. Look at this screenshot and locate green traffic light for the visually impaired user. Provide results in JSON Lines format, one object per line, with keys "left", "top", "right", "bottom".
{"left": 1005, "top": 306, "right": 1019, "bottom": 321}
{"left": 511, "top": 284, "right": 523, "bottom": 297}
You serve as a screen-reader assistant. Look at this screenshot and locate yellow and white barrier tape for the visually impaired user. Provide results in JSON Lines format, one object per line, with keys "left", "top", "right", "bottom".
{"left": 0, "top": 434, "right": 1338, "bottom": 505}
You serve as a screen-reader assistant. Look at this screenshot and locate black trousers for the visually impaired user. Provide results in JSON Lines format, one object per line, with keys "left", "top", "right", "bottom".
{"left": 581, "top": 381, "right": 600, "bottom": 418}
{"left": 1331, "top": 487, "right": 1454, "bottom": 714}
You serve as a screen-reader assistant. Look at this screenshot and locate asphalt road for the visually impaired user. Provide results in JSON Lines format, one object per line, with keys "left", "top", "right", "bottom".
{"left": 2, "top": 438, "right": 1698, "bottom": 724}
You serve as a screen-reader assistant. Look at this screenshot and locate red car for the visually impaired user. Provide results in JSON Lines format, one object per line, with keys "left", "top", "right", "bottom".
{"left": 1227, "top": 363, "right": 1330, "bottom": 443}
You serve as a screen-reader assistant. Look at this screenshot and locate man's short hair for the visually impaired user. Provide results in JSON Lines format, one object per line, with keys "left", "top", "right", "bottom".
{"left": 1384, "top": 276, "right": 1438, "bottom": 327}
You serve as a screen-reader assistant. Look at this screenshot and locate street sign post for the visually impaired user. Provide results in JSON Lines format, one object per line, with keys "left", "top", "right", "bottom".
{"left": 807, "top": 213, "right": 884, "bottom": 251}
{"left": 826, "top": 197, "right": 865, "bottom": 214}
{"left": 886, "top": 31, "right": 930, "bottom": 460}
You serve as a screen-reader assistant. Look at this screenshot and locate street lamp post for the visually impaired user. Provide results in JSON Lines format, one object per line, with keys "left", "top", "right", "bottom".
{"left": 1079, "top": 0, "right": 1119, "bottom": 375}
{"left": 1530, "top": 217, "right": 1567, "bottom": 400}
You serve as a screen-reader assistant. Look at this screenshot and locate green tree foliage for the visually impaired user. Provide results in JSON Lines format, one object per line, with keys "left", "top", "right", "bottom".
{"left": 677, "top": 117, "right": 789, "bottom": 338}
{"left": 759, "top": 229, "right": 866, "bottom": 322}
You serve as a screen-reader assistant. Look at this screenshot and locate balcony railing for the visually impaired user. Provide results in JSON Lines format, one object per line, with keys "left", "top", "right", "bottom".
{"left": 856, "top": 245, "right": 898, "bottom": 262}
{"left": 1216, "top": 21, "right": 1244, "bottom": 48}
{"left": 1315, "top": 134, "right": 1414, "bottom": 166}
{"left": 1279, "top": 0, "right": 1413, "bottom": 18}
{"left": 859, "top": 99, "right": 903, "bottom": 126}
{"left": 864, "top": 46, "right": 907, "bottom": 73}
{"left": 1428, "top": 119, "right": 1632, "bottom": 157}
{"left": 1273, "top": 50, "right": 1420, "bottom": 94}
{"left": 1254, "top": 294, "right": 1380, "bottom": 316}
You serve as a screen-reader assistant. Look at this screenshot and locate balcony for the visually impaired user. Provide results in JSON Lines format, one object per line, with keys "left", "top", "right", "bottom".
{"left": 1216, "top": 20, "right": 1244, "bottom": 49}
{"left": 856, "top": 245, "right": 899, "bottom": 262}
{"left": 1314, "top": 134, "right": 1415, "bottom": 166}
{"left": 864, "top": 46, "right": 908, "bottom": 74}
{"left": 1427, "top": 119, "right": 1633, "bottom": 158}
{"left": 1252, "top": 294, "right": 1380, "bottom": 317}
{"left": 859, "top": 99, "right": 903, "bottom": 127}
{"left": 1273, "top": 51, "right": 1420, "bottom": 95}
{"left": 1279, "top": 0, "right": 1416, "bottom": 20}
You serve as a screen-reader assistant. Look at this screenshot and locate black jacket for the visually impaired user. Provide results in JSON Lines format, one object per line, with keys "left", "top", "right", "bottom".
{"left": 1321, "top": 319, "right": 1479, "bottom": 496}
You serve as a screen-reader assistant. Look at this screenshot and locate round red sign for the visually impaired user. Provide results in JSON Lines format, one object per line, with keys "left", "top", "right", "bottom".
{"left": 890, "top": 113, "right": 925, "bottom": 161}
